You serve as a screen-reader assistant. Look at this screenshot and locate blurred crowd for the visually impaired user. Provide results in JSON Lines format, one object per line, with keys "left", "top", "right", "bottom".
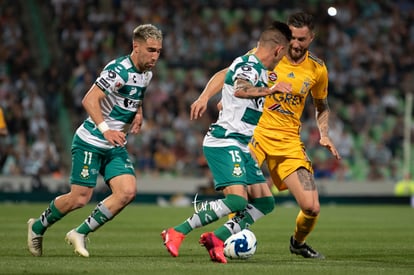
{"left": 0, "top": 0, "right": 413, "bottom": 184}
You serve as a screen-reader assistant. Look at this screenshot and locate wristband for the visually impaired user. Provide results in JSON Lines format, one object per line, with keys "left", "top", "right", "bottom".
{"left": 97, "top": 121, "right": 110, "bottom": 133}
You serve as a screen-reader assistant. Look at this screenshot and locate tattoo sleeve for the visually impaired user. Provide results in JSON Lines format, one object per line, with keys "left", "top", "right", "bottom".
{"left": 314, "top": 98, "right": 330, "bottom": 138}
{"left": 297, "top": 168, "right": 316, "bottom": 191}
{"left": 234, "top": 79, "right": 269, "bottom": 99}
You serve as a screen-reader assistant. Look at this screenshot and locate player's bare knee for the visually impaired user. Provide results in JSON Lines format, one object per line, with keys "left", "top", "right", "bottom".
{"left": 298, "top": 199, "right": 320, "bottom": 216}
{"left": 118, "top": 188, "right": 137, "bottom": 205}
{"left": 64, "top": 191, "right": 90, "bottom": 208}
{"left": 302, "top": 206, "right": 320, "bottom": 216}
{"left": 73, "top": 196, "right": 90, "bottom": 208}
{"left": 126, "top": 191, "right": 136, "bottom": 203}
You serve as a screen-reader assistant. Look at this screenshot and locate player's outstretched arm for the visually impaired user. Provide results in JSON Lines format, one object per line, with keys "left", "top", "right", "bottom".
{"left": 190, "top": 68, "right": 227, "bottom": 120}
{"left": 234, "top": 80, "right": 292, "bottom": 99}
{"left": 314, "top": 98, "right": 341, "bottom": 160}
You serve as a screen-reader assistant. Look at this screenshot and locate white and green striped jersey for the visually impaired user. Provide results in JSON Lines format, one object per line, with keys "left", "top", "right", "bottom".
{"left": 76, "top": 55, "right": 152, "bottom": 149}
{"left": 204, "top": 54, "right": 269, "bottom": 151}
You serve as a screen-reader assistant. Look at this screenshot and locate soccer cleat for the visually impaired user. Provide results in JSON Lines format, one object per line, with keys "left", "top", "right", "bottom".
{"left": 65, "top": 229, "right": 89, "bottom": 257}
{"left": 161, "top": 228, "right": 185, "bottom": 257}
{"left": 199, "top": 232, "right": 227, "bottom": 263}
{"left": 289, "top": 236, "right": 325, "bottom": 259}
{"left": 27, "top": 218, "right": 43, "bottom": 256}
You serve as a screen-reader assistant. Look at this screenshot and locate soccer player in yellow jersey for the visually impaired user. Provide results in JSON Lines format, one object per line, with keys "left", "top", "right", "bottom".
{"left": 191, "top": 12, "right": 340, "bottom": 259}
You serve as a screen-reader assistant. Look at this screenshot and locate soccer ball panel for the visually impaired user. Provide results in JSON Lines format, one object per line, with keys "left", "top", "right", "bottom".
{"left": 223, "top": 229, "right": 257, "bottom": 259}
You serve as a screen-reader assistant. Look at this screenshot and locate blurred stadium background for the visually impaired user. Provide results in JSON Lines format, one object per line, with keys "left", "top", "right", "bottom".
{"left": 0, "top": 0, "right": 413, "bottom": 202}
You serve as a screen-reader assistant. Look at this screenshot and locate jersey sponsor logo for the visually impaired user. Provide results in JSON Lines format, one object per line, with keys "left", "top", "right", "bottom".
{"left": 252, "top": 96, "right": 265, "bottom": 110}
{"left": 270, "top": 92, "right": 304, "bottom": 106}
{"left": 268, "top": 71, "right": 277, "bottom": 82}
{"left": 267, "top": 103, "right": 294, "bottom": 115}
{"left": 123, "top": 98, "right": 142, "bottom": 109}
{"left": 97, "top": 78, "right": 110, "bottom": 89}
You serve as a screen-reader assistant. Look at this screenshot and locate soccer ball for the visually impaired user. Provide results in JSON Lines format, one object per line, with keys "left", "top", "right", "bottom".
{"left": 223, "top": 229, "right": 257, "bottom": 259}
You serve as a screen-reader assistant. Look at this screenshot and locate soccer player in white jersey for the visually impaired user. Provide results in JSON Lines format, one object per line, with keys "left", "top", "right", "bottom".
{"left": 161, "top": 21, "right": 292, "bottom": 264}
{"left": 27, "top": 24, "right": 162, "bottom": 257}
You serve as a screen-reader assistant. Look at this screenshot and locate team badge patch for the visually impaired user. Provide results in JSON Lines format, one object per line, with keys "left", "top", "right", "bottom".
{"left": 268, "top": 71, "right": 277, "bottom": 82}
{"left": 232, "top": 164, "right": 243, "bottom": 177}
{"left": 80, "top": 166, "right": 90, "bottom": 179}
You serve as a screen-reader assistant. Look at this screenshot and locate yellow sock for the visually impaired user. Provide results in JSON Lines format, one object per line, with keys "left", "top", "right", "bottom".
{"left": 293, "top": 210, "right": 318, "bottom": 243}
{"left": 228, "top": 212, "right": 236, "bottom": 220}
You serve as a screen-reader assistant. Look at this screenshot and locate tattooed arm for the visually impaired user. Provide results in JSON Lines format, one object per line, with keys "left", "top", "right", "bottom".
{"left": 233, "top": 79, "right": 292, "bottom": 99}
{"left": 314, "top": 98, "right": 330, "bottom": 138}
{"left": 314, "top": 98, "right": 341, "bottom": 160}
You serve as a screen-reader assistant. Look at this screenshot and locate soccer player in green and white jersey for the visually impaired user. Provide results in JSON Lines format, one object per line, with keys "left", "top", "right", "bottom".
{"left": 27, "top": 24, "right": 162, "bottom": 257}
{"left": 162, "top": 21, "right": 292, "bottom": 263}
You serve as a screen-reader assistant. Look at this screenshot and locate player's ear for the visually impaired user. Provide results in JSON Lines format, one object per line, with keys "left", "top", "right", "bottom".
{"left": 309, "top": 31, "right": 315, "bottom": 43}
{"left": 274, "top": 45, "right": 284, "bottom": 57}
{"left": 274, "top": 47, "right": 279, "bottom": 57}
{"left": 132, "top": 40, "right": 140, "bottom": 53}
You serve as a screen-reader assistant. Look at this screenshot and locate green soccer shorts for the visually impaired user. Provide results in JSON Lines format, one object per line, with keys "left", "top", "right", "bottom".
{"left": 203, "top": 145, "right": 266, "bottom": 190}
{"left": 70, "top": 134, "right": 135, "bottom": 187}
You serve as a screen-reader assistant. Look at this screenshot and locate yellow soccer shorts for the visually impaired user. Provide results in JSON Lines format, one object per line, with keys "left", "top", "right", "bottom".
{"left": 249, "top": 133, "right": 313, "bottom": 191}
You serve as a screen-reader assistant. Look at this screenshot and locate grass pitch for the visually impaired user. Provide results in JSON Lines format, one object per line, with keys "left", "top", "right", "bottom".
{"left": 0, "top": 202, "right": 413, "bottom": 275}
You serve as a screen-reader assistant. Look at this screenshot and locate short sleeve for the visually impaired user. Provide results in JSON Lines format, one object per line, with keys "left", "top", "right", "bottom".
{"left": 233, "top": 63, "right": 260, "bottom": 86}
{"left": 95, "top": 63, "right": 127, "bottom": 95}
{"left": 311, "top": 64, "right": 328, "bottom": 99}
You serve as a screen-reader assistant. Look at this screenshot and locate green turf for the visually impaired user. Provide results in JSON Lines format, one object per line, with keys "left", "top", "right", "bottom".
{"left": 1, "top": 203, "right": 413, "bottom": 275}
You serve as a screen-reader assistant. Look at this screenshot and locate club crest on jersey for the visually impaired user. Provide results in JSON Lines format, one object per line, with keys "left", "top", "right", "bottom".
{"left": 300, "top": 78, "right": 311, "bottom": 94}
{"left": 268, "top": 71, "right": 277, "bottom": 82}
{"left": 232, "top": 164, "right": 243, "bottom": 177}
{"left": 80, "top": 166, "right": 90, "bottom": 179}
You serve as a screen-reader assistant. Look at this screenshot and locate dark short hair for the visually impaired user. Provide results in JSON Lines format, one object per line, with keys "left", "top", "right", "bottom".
{"left": 269, "top": 20, "right": 292, "bottom": 42}
{"left": 287, "top": 12, "right": 315, "bottom": 31}
{"left": 259, "top": 20, "right": 292, "bottom": 45}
